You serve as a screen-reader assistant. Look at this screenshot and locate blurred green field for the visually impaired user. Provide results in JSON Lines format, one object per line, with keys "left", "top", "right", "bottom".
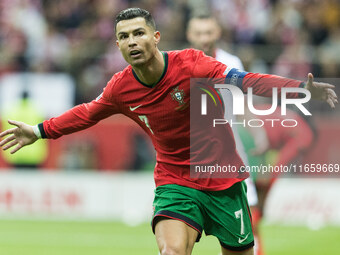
{"left": 0, "top": 220, "right": 339, "bottom": 255}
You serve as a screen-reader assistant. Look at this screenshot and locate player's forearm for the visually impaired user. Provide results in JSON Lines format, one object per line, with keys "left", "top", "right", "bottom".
{"left": 41, "top": 110, "right": 99, "bottom": 139}
{"left": 35, "top": 101, "right": 116, "bottom": 139}
{"left": 242, "top": 72, "right": 305, "bottom": 98}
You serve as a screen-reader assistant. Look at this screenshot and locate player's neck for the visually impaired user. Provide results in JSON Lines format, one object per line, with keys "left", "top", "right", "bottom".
{"left": 132, "top": 50, "right": 164, "bottom": 86}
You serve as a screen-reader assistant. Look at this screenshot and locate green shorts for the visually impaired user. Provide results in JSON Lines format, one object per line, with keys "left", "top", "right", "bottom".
{"left": 152, "top": 181, "right": 254, "bottom": 251}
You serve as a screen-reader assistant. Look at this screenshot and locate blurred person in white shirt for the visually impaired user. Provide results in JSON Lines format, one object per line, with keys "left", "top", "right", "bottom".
{"left": 187, "top": 14, "right": 263, "bottom": 255}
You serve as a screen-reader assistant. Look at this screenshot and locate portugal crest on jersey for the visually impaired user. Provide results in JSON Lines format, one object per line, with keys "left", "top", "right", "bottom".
{"left": 171, "top": 86, "right": 185, "bottom": 105}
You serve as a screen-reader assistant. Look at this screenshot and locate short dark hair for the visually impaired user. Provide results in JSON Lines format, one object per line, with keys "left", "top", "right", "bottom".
{"left": 115, "top": 8, "right": 156, "bottom": 31}
{"left": 190, "top": 13, "right": 214, "bottom": 20}
{"left": 188, "top": 13, "right": 220, "bottom": 29}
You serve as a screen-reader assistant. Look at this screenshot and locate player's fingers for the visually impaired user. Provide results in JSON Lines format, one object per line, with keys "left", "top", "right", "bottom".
{"left": 307, "top": 73, "right": 314, "bottom": 85}
{"left": 313, "top": 82, "right": 335, "bottom": 89}
{"left": 0, "top": 127, "right": 17, "bottom": 137}
{"left": 329, "top": 94, "right": 338, "bottom": 102}
{"left": 328, "top": 88, "right": 338, "bottom": 99}
{"left": 332, "top": 98, "right": 337, "bottom": 105}
{"left": 314, "top": 81, "right": 335, "bottom": 88}
{"left": 331, "top": 97, "right": 338, "bottom": 105}
{"left": 2, "top": 140, "right": 18, "bottom": 151}
{"left": 8, "top": 120, "right": 23, "bottom": 128}
{"left": 319, "top": 83, "right": 335, "bottom": 89}
{"left": 0, "top": 135, "right": 16, "bottom": 147}
{"left": 10, "top": 143, "right": 23, "bottom": 154}
{"left": 326, "top": 98, "right": 335, "bottom": 109}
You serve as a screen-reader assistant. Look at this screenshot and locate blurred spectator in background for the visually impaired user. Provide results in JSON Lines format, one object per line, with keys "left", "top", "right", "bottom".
{"left": 57, "top": 135, "right": 98, "bottom": 170}
{"left": 239, "top": 103, "right": 317, "bottom": 215}
{"left": 186, "top": 14, "right": 243, "bottom": 69}
{"left": 272, "top": 32, "right": 312, "bottom": 79}
{"left": 1, "top": 0, "right": 339, "bottom": 105}
{"left": 0, "top": 0, "right": 339, "bottom": 172}
{"left": 1, "top": 90, "right": 48, "bottom": 168}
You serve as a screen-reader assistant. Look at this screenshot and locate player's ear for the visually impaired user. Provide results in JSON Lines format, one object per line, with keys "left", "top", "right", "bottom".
{"left": 154, "top": 31, "right": 161, "bottom": 45}
{"left": 116, "top": 40, "right": 120, "bottom": 50}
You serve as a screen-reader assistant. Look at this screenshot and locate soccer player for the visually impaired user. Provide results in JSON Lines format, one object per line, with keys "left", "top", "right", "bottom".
{"left": 242, "top": 105, "right": 317, "bottom": 215}
{"left": 187, "top": 14, "right": 261, "bottom": 255}
{"left": 186, "top": 14, "right": 244, "bottom": 70}
{"left": 0, "top": 8, "right": 337, "bottom": 255}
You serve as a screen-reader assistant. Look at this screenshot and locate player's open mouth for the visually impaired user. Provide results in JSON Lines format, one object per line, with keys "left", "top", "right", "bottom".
{"left": 130, "top": 50, "right": 142, "bottom": 58}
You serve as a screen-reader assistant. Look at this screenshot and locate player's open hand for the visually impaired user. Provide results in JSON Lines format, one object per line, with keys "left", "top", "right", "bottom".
{"left": 0, "top": 120, "right": 38, "bottom": 154}
{"left": 306, "top": 73, "right": 338, "bottom": 108}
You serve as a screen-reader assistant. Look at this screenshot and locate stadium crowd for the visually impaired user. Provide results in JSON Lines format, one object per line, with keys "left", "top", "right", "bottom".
{"left": 1, "top": 0, "right": 339, "bottom": 104}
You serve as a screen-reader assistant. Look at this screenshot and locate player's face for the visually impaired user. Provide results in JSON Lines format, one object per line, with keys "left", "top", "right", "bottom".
{"left": 116, "top": 17, "right": 160, "bottom": 67}
{"left": 187, "top": 18, "right": 221, "bottom": 57}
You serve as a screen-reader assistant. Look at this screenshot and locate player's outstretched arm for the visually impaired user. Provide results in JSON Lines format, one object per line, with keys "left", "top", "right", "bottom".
{"left": 306, "top": 73, "right": 338, "bottom": 108}
{"left": 0, "top": 120, "right": 38, "bottom": 154}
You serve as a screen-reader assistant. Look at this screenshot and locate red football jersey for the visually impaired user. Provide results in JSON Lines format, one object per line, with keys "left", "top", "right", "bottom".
{"left": 257, "top": 105, "right": 314, "bottom": 167}
{"left": 40, "top": 49, "right": 304, "bottom": 191}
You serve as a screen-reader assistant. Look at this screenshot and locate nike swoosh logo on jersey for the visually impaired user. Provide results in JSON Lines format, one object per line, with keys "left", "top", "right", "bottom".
{"left": 238, "top": 233, "right": 250, "bottom": 244}
{"left": 129, "top": 104, "right": 143, "bottom": 111}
